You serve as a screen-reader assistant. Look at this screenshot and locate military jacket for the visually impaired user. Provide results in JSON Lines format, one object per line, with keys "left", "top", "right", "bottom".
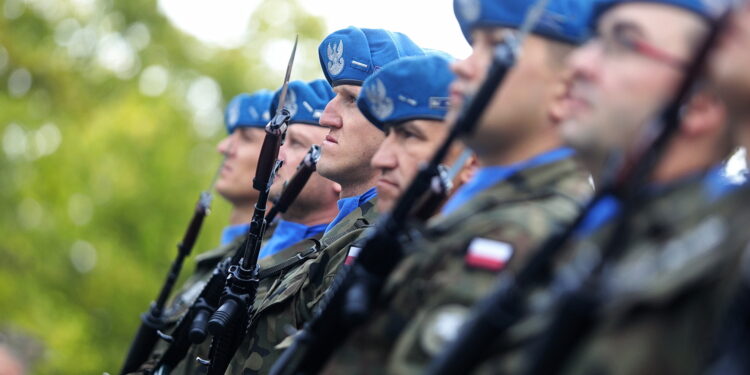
{"left": 481, "top": 175, "right": 750, "bottom": 375}
{"left": 324, "top": 157, "right": 592, "bottom": 375}
{"left": 229, "top": 197, "right": 379, "bottom": 375}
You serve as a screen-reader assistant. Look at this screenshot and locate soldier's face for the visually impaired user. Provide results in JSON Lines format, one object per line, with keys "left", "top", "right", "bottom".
{"left": 216, "top": 127, "right": 266, "bottom": 205}
{"left": 561, "top": 3, "right": 705, "bottom": 158}
{"left": 710, "top": 1, "right": 750, "bottom": 117}
{"left": 271, "top": 124, "right": 336, "bottom": 210}
{"left": 451, "top": 30, "right": 569, "bottom": 156}
{"left": 370, "top": 119, "right": 450, "bottom": 213}
{"left": 318, "top": 84, "right": 386, "bottom": 188}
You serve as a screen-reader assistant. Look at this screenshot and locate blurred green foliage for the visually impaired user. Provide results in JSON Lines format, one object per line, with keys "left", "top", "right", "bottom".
{"left": 0, "top": 0, "right": 326, "bottom": 373}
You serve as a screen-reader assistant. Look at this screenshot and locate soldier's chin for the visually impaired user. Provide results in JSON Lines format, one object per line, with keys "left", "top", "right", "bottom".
{"left": 375, "top": 197, "right": 394, "bottom": 214}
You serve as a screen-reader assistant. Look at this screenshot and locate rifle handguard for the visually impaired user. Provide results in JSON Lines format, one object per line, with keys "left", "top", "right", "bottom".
{"left": 254, "top": 110, "right": 290, "bottom": 191}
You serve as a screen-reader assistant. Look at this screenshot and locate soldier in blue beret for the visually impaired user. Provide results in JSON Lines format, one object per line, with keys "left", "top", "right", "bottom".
{"left": 216, "top": 90, "right": 275, "bottom": 245}
{"left": 474, "top": 0, "right": 750, "bottom": 374}
{"left": 319, "top": 53, "right": 480, "bottom": 373}
{"left": 258, "top": 79, "right": 340, "bottom": 260}
{"left": 359, "top": 53, "right": 477, "bottom": 214}
{"left": 226, "top": 27, "right": 425, "bottom": 375}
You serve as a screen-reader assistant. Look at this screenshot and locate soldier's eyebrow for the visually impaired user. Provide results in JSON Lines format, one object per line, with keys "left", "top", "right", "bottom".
{"left": 601, "top": 18, "right": 647, "bottom": 41}
{"left": 336, "top": 86, "right": 359, "bottom": 99}
{"left": 400, "top": 121, "right": 427, "bottom": 139}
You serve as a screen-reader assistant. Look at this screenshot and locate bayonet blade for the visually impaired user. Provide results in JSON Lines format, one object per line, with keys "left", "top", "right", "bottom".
{"left": 275, "top": 35, "right": 299, "bottom": 115}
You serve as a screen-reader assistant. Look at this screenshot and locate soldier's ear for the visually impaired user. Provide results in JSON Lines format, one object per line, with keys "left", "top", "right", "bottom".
{"left": 680, "top": 90, "right": 727, "bottom": 138}
{"left": 549, "top": 69, "right": 574, "bottom": 126}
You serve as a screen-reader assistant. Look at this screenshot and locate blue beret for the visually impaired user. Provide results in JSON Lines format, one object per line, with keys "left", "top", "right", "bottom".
{"left": 592, "top": 0, "right": 724, "bottom": 22}
{"left": 224, "top": 90, "right": 274, "bottom": 134}
{"left": 318, "top": 26, "right": 425, "bottom": 87}
{"left": 269, "top": 79, "right": 335, "bottom": 126}
{"left": 453, "top": 0, "right": 593, "bottom": 45}
{"left": 357, "top": 54, "right": 456, "bottom": 131}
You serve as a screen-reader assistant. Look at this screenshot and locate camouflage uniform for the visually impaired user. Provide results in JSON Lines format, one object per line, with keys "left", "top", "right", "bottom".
{"left": 324, "top": 156, "right": 592, "bottom": 375}
{"left": 229, "top": 197, "right": 379, "bottom": 374}
{"left": 479, "top": 174, "right": 750, "bottom": 375}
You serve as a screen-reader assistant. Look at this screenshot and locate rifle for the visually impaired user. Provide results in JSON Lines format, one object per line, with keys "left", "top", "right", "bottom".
{"left": 119, "top": 159, "right": 223, "bottom": 375}
{"left": 269, "top": 5, "right": 543, "bottom": 371}
{"left": 426, "top": 7, "right": 730, "bottom": 375}
{"left": 201, "top": 35, "right": 298, "bottom": 375}
{"left": 266, "top": 145, "right": 322, "bottom": 223}
{"left": 148, "top": 36, "right": 298, "bottom": 375}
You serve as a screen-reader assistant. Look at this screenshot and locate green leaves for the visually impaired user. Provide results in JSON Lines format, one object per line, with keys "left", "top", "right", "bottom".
{"left": 0, "top": 0, "right": 324, "bottom": 372}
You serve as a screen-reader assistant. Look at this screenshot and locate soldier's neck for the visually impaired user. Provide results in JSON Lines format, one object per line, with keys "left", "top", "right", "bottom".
{"left": 229, "top": 202, "right": 256, "bottom": 226}
{"left": 650, "top": 137, "right": 725, "bottom": 185}
{"left": 282, "top": 204, "right": 338, "bottom": 227}
{"left": 339, "top": 176, "right": 379, "bottom": 199}
{"left": 477, "top": 135, "right": 562, "bottom": 168}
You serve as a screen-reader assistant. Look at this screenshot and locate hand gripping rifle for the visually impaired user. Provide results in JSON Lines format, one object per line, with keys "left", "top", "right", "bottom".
{"left": 269, "top": 7, "right": 543, "bottom": 373}
{"left": 426, "top": 8, "right": 730, "bottom": 375}
{"left": 119, "top": 159, "right": 223, "bottom": 375}
{"left": 148, "top": 37, "right": 298, "bottom": 375}
{"left": 266, "top": 145, "right": 322, "bottom": 224}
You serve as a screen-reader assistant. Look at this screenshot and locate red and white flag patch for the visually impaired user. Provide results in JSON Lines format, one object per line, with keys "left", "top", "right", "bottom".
{"left": 465, "top": 238, "right": 514, "bottom": 272}
{"left": 345, "top": 246, "right": 362, "bottom": 265}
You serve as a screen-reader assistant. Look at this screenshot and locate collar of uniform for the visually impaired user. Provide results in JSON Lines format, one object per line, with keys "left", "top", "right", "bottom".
{"left": 220, "top": 222, "right": 251, "bottom": 246}
{"left": 575, "top": 163, "right": 740, "bottom": 238}
{"left": 429, "top": 153, "right": 588, "bottom": 233}
{"left": 441, "top": 147, "right": 575, "bottom": 215}
{"left": 325, "top": 187, "right": 378, "bottom": 234}
{"left": 257, "top": 219, "right": 329, "bottom": 260}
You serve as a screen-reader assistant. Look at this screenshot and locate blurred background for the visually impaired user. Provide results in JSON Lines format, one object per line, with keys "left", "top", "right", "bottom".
{"left": 0, "top": 0, "right": 472, "bottom": 373}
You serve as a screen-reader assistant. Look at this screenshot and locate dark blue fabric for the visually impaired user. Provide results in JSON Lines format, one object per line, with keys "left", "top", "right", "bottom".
{"left": 441, "top": 148, "right": 575, "bottom": 215}
{"left": 318, "top": 26, "right": 425, "bottom": 87}
{"left": 453, "top": 0, "right": 594, "bottom": 45}
{"left": 258, "top": 219, "right": 329, "bottom": 259}
{"left": 357, "top": 54, "right": 455, "bottom": 130}
{"left": 220, "top": 223, "right": 250, "bottom": 246}
{"left": 324, "top": 187, "right": 378, "bottom": 233}
{"left": 269, "top": 79, "right": 335, "bottom": 127}
{"left": 224, "top": 90, "right": 274, "bottom": 134}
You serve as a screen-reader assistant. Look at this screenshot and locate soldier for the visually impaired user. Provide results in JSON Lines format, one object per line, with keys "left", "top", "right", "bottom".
{"left": 475, "top": 0, "right": 750, "bottom": 374}
{"left": 362, "top": 53, "right": 477, "bottom": 215}
{"left": 227, "top": 27, "right": 425, "bottom": 374}
{"left": 258, "top": 79, "right": 341, "bottom": 262}
{"left": 127, "top": 91, "right": 274, "bottom": 374}
{"left": 215, "top": 91, "right": 276, "bottom": 247}
{"left": 319, "top": 1, "right": 595, "bottom": 373}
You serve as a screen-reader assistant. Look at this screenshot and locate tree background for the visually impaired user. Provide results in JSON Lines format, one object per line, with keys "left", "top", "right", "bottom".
{"left": 0, "top": 0, "right": 325, "bottom": 373}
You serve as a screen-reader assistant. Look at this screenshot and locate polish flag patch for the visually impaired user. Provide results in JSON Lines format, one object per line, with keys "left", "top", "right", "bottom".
{"left": 465, "top": 238, "right": 514, "bottom": 272}
{"left": 345, "top": 246, "right": 362, "bottom": 265}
